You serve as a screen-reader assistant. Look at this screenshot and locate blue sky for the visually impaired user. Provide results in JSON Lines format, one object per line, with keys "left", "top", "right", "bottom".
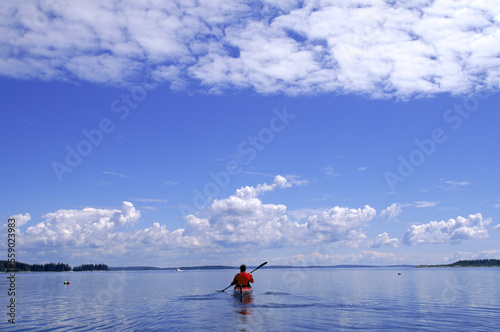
{"left": 1, "top": 0, "right": 500, "bottom": 267}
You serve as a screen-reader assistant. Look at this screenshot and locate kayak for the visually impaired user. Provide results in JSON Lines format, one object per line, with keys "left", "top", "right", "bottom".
{"left": 233, "top": 286, "right": 252, "bottom": 296}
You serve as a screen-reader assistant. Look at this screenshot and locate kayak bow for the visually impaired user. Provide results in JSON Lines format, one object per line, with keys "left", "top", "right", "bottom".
{"left": 233, "top": 286, "right": 253, "bottom": 294}
{"left": 234, "top": 286, "right": 253, "bottom": 298}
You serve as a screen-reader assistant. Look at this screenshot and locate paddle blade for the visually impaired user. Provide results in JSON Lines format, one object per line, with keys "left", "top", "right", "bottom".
{"left": 250, "top": 261, "right": 268, "bottom": 273}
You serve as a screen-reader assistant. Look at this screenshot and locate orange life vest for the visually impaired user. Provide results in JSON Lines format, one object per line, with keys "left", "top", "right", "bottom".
{"left": 232, "top": 272, "right": 254, "bottom": 287}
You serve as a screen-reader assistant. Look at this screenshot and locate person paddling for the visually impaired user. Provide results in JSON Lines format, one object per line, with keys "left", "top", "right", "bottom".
{"left": 218, "top": 262, "right": 266, "bottom": 292}
{"left": 230, "top": 264, "right": 254, "bottom": 290}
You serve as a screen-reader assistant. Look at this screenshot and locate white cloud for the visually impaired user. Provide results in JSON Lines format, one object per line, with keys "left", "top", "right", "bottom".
{"left": 2, "top": 1, "right": 499, "bottom": 97}
{"left": 307, "top": 205, "right": 376, "bottom": 243}
{"left": 440, "top": 180, "right": 472, "bottom": 191}
{"left": 380, "top": 202, "right": 402, "bottom": 220}
{"left": 402, "top": 213, "right": 491, "bottom": 246}
{"left": 13, "top": 176, "right": 379, "bottom": 263}
{"left": 323, "top": 166, "right": 339, "bottom": 179}
{"left": 8, "top": 213, "right": 31, "bottom": 227}
{"left": 102, "top": 171, "right": 128, "bottom": 178}
{"left": 184, "top": 175, "right": 294, "bottom": 247}
{"left": 283, "top": 174, "right": 309, "bottom": 186}
{"left": 22, "top": 201, "right": 140, "bottom": 248}
{"left": 183, "top": 174, "right": 373, "bottom": 248}
{"left": 443, "top": 251, "right": 476, "bottom": 263}
{"left": 140, "top": 206, "right": 158, "bottom": 211}
{"left": 371, "top": 232, "right": 399, "bottom": 248}
{"left": 414, "top": 201, "right": 439, "bottom": 208}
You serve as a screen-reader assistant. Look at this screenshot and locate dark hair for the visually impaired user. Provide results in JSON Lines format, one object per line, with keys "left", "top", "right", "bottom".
{"left": 240, "top": 264, "right": 246, "bottom": 272}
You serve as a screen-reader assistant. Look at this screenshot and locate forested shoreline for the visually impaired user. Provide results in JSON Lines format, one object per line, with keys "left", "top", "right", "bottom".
{"left": 0, "top": 260, "right": 108, "bottom": 272}
{"left": 418, "top": 259, "right": 500, "bottom": 268}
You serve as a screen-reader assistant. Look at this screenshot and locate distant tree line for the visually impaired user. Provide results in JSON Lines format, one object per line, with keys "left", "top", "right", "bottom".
{"left": 0, "top": 260, "right": 108, "bottom": 272}
{"left": 0, "top": 260, "right": 32, "bottom": 272}
{"left": 448, "top": 259, "right": 500, "bottom": 267}
{"left": 73, "top": 263, "right": 108, "bottom": 271}
{"left": 29, "top": 262, "right": 72, "bottom": 272}
{"left": 418, "top": 259, "right": 500, "bottom": 268}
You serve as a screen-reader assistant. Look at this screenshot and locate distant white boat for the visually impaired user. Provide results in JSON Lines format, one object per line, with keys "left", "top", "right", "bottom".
{"left": 176, "top": 268, "right": 182, "bottom": 272}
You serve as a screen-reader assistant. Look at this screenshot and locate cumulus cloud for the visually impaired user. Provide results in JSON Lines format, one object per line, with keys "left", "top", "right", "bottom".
{"left": 22, "top": 201, "right": 140, "bottom": 248}
{"left": 371, "top": 232, "right": 399, "bottom": 248}
{"left": 380, "top": 202, "right": 402, "bottom": 220}
{"left": 184, "top": 175, "right": 294, "bottom": 247}
{"left": 184, "top": 175, "right": 376, "bottom": 248}
{"left": 13, "top": 176, "right": 379, "bottom": 262}
{"left": 8, "top": 213, "right": 31, "bottom": 226}
{"left": 402, "top": 213, "right": 491, "bottom": 246}
{"left": 307, "top": 206, "right": 376, "bottom": 243}
{"left": 2, "top": 1, "right": 499, "bottom": 97}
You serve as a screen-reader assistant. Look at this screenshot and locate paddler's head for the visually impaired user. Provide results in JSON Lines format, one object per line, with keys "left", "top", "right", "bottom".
{"left": 240, "top": 264, "right": 246, "bottom": 272}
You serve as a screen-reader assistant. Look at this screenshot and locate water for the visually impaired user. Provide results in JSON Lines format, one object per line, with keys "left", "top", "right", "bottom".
{"left": 1, "top": 267, "right": 499, "bottom": 331}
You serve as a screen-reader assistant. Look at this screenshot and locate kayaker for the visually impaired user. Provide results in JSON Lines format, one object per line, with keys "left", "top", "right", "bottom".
{"left": 230, "top": 264, "right": 254, "bottom": 289}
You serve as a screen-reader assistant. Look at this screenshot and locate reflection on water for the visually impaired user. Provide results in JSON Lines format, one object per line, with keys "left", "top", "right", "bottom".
{"left": 235, "top": 293, "right": 253, "bottom": 316}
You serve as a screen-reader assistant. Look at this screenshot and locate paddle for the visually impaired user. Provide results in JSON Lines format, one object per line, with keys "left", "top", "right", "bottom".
{"left": 218, "top": 261, "right": 268, "bottom": 292}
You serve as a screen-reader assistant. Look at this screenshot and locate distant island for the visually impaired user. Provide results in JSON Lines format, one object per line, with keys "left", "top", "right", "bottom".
{"left": 417, "top": 259, "right": 500, "bottom": 268}
{"left": 0, "top": 260, "right": 108, "bottom": 272}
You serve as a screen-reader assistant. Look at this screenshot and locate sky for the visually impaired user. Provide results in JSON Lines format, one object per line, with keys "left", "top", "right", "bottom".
{"left": 1, "top": 0, "right": 500, "bottom": 268}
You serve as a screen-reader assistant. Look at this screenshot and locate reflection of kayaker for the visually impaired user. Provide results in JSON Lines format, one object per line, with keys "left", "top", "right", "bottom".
{"left": 230, "top": 264, "right": 254, "bottom": 290}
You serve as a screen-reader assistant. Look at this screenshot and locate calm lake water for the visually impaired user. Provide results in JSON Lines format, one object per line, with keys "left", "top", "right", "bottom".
{"left": 1, "top": 267, "right": 499, "bottom": 331}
